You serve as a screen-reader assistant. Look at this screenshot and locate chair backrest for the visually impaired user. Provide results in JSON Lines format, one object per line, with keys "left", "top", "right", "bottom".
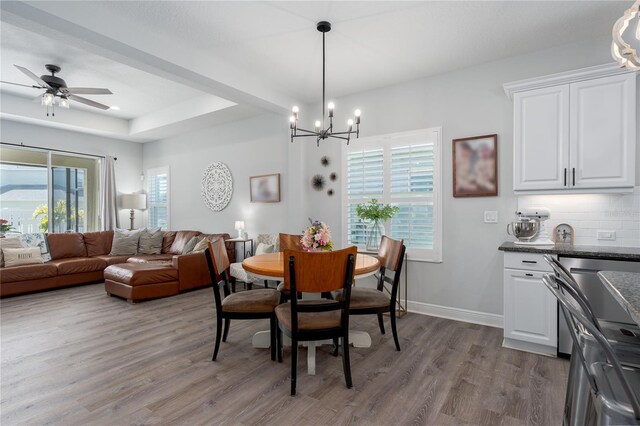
{"left": 279, "top": 233, "right": 302, "bottom": 251}
{"left": 256, "top": 233, "right": 279, "bottom": 252}
{"left": 543, "top": 274, "right": 640, "bottom": 420}
{"left": 543, "top": 255, "right": 602, "bottom": 331}
{"left": 378, "top": 235, "right": 405, "bottom": 271}
{"left": 204, "top": 239, "right": 232, "bottom": 310}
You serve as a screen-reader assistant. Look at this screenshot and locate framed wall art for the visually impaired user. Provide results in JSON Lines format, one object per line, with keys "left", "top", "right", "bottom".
{"left": 452, "top": 134, "right": 498, "bottom": 197}
{"left": 250, "top": 173, "right": 281, "bottom": 203}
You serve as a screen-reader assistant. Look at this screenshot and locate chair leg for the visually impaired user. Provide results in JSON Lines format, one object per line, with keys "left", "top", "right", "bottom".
{"left": 222, "top": 318, "right": 230, "bottom": 342}
{"left": 331, "top": 337, "right": 339, "bottom": 357}
{"left": 269, "top": 316, "right": 276, "bottom": 361}
{"left": 212, "top": 316, "right": 223, "bottom": 361}
{"left": 341, "top": 336, "right": 353, "bottom": 389}
{"left": 277, "top": 327, "right": 283, "bottom": 363}
{"left": 247, "top": 282, "right": 253, "bottom": 291}
{"left": 390, "top": 308, "right": 400, "bottom": 351}
{"left": 291, "top": 338, "right": 298, "bottom": 396}
{"left": 264, "top": 280, "right": 269, "bottom": 288}
{"left": 377, "top": 313, "right": 386, "bottom": 335}
{"left": 230, "top": 277, "right": 236, "bottom": 293}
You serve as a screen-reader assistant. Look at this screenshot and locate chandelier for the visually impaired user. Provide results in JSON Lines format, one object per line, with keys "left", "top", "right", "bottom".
{"left": 612, "top": 0, "right": 640, "bottom": 71}
{"left": 289, "top": 21, "right": 361, "bottom": 146}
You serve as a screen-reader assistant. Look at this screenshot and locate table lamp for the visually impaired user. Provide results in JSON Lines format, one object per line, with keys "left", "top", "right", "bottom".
{"left": 121, "top": 193, "right": 147, "bottom": 230}
{"left": 234, "top": 221, "right": 245, "bottom": 239}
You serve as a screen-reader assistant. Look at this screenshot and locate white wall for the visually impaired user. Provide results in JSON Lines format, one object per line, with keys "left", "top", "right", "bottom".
{"left": 142, "top": 113, "right": 293, "bottom": 239}
{"left": 0, "top": 119, "right": 144, "bottom": 228}
{"left": 296, "top": 36, "right": 628, "bottom": 321}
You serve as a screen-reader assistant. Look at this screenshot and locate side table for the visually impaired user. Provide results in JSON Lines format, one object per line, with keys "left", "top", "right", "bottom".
{"left": 226, "top": 237, "right": 254, "bottom": 261}
{"left": 357, "top": 248, "right": 408, "bottom": 317}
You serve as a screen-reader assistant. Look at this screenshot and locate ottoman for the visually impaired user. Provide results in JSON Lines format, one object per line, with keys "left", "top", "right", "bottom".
{"left": 104, "top": 263, "right": 179, "bottom": 303}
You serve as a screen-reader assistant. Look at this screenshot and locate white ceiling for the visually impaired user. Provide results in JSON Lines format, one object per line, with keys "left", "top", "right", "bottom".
{"left": 0, "top": 1, "right": 629, "bottom": 141}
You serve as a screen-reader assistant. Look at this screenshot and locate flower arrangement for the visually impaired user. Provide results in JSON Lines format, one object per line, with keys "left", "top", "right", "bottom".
{"left": 0, "top": 219, "right": 15, "bottom": 234}
{"left": 301, "top": 218, "right": 333, "bottom": 252}
{"left": 355, "top": 199, "right": 399, "bottom": 223}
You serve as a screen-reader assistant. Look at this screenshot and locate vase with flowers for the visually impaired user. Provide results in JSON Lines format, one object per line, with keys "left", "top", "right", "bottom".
{"left": 301, "top": 218, "right": 333, "bottom": 252}
{"left": 355, "top": 199, "right": 400, "bottom": 251}
{"left": 0, "top": 219, "right": 15, "bottom": 238}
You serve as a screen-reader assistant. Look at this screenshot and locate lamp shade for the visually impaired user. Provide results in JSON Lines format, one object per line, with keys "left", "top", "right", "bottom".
{"left": 121, "top": 193, "right": 146, "bottom": 210}
{"left": 234, "top": 221, "right": 245, "bottom": 231}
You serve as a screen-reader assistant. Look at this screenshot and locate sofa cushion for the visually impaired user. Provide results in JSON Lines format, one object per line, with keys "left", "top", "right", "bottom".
{"left": 169, "top": 231, "right": 201, "bottom": 255}
{"left": 161, "top": 232, "right": 177, "bottom": 254}
{"left": 0, "top": 237, "right": 24, "bottom": 267}
{"left": 47, "top": 233, "right": 87, "bottom": 260}
{"left": 127, "top": 254, "right": 174, "bottom": 263}
{"left": 93, "top": 255, "right": 132, "bottom": 266}
{"left": 3, "top": 247, "right": 44, "bottom": 268}
{"left": 138, "top": 228, "right": 163, "bottom": 255}
{"left": 104, "top": 263, "right": 179, "bottom": 286}
{"left": 109, "top": 229, "right": 140, "bottom": 256}
{"left": 0, "top": 263, "right": 58, "bottom": 283}
{"left": 84, "top": 231, "right": 114, "bottom": 257}
{"left": 49, "top": 257, "right": 107, "bottom": 275}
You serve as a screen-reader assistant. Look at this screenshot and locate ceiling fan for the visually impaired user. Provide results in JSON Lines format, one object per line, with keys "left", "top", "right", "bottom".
{"left": 0, "top": 64, "right": 113, "bottom": 116}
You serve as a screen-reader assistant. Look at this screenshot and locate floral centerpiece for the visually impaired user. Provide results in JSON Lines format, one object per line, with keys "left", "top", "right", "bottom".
{"left": 355, "top": 199, "right": 399, "bottom": 250}
{"left": 301, "top": 218, "right": 333, "bottom": 252}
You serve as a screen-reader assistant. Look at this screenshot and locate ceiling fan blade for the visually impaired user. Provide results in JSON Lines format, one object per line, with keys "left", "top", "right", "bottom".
{"left": 68, "top": 94, "right": 110, "bottom": 110}
{"left": 0, "top": 80, "right": 44, "bottom": 89}
{"left": 14, "top": 65, "right": 52, "bottom": 89}
{"left": 64, "top": 87, "right": 112, "bottom": 95}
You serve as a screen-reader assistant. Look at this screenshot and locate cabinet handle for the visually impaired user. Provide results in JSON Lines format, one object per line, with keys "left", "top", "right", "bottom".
{"left": 525, "top": 273, "right": 534, "bottom": 277}
{"left": 522, "top": 260, "right": 537, "bottom": 264}
{"left": 564, "top": 168, "right": 567, "bottom": 186}
{"left": 572, "top": 168, "right": 575, "bottom": 186}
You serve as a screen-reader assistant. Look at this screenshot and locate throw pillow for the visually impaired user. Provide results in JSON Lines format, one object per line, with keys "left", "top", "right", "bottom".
{"left": 192, "top": 236, "right": 220, "bottom": 253}
{"left": 0, "top": 238, "right": 24, "bottom": 267}
{"left": 3, "top": 247, "right": 44, "bottom": 267}
{"left": 138, "top": 227, "right": 163, "bottom": 255}
{"left": 182, "top": 236, "right": 200, "bottom": 255}
{"left": 109, "top": 229, "right": 141, "bottom": 256}
{"left": 255, "top": 242, "right": 275, "bottom": 255}
{"left": 18, "top": 233, "right": 51, "bottom": 262}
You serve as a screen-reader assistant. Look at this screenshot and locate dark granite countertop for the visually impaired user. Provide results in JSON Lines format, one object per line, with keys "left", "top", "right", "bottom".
{"left": 498, "top": 242, "right": 640, "bottom": 262}
{"left": 598, "top": 271, "right": 640, "bottom": 325}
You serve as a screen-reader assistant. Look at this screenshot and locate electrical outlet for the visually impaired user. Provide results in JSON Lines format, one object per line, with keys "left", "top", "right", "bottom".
{"left": 597, "top": 230, "right": 616, "bottom": 241}
{"left": 484, "top": 211, "right": 498, "bottom": 223}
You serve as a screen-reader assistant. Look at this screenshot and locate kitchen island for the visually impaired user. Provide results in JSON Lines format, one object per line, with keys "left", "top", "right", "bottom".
{"left": 598, "top": 271, "right": 640, "bottom": 326}
{"left": 498, "top": 242, "right": 640, "bottom": 262}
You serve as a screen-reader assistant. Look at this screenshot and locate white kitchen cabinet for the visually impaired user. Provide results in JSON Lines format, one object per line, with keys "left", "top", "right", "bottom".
{"left": 506, "top": 64, "right": 636, "bottom": 194}
{"left": 503, "top": 252, "right": 557, "bottom": 356}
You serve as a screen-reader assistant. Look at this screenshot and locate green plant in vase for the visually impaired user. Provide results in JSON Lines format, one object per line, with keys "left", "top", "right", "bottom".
{"left": 355, "top": 199, "right": 399, "bottom": 251}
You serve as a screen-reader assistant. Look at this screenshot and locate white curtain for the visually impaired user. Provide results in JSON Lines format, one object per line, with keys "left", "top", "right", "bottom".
{"left": 102, "top": 156, "right": 119, "bottom": 230}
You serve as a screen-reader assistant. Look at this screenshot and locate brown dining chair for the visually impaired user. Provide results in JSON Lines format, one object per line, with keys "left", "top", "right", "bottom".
{"left": 335, "top": 236, "right": 406, "bottom": 351}
{"left": 275, "top": 246, "right": 357, "bottom": 396}
{"left": 278, "top": 233, "right": 302, "bottom": 251}
{"left": 204, "top": 239, "right": 281, "bottom": 362}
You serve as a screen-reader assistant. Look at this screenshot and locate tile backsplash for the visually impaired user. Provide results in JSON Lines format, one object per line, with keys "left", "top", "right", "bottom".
{"left": 517, "top": 187, "right": 640, "bottom": 248}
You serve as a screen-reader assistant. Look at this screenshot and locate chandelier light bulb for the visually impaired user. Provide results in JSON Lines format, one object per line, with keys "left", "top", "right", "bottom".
{"left": 289, "top": 115, "right": 296, "bottom": 129}
{"left": 354, "top": 109, "right": 361, "bottom": 117}
{"left": 315, "top": 120, "right": 321, "bottom": 130}
{"left": 347, "top": 119, "right": 354, "bottom": 126}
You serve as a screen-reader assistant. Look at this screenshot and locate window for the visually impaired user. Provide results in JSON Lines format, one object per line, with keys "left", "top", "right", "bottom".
{"left": 342, "top": 128, "right": 442, "bottom": 262}
{"left": 147, "top": 166, "right": 170, "bottom": 230}
{"left": 0, "top": 146, "right": 101, "bottom": 233}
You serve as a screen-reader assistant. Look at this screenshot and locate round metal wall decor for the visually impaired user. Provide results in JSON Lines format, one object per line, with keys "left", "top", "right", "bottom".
{"left": 201, "top": 162, "right": 233, "bottom": 212}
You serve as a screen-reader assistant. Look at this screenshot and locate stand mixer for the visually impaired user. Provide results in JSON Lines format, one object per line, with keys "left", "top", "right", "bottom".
{"left": 508, "top": 207, "right": 554, "bottom": 246}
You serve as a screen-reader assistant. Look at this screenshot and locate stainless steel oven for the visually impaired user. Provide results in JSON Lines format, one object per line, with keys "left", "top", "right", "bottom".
{"left": 557, "top": 257, "right": 640, "bottom": 356}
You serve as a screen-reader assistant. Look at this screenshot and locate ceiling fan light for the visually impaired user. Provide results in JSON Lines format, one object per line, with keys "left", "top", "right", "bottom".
{"left": 41, "top": 92, "right": 54, "bottom": 106}
{"left": 58, "top": 97, "right": 70, "bottom": 109}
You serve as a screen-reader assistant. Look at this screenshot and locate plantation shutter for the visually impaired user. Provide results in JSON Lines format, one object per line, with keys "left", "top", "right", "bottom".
{"left": 147, "top": 167, "right": 169, "bottom": 230}
{"left": 346, "top": 149, "right": 383, "bottom": 246}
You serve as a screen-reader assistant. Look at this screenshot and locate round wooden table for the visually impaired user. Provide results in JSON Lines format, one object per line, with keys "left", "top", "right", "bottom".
{"left": 242, "top": 252, "right": 381, "bottom": 375}
{"left": 242, "top": 252, "right": 380, "bottom": 281}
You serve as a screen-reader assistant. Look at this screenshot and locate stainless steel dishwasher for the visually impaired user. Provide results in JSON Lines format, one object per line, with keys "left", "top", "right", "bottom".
{"left": 557, "top": 257, "right": 640, "bottom": 356}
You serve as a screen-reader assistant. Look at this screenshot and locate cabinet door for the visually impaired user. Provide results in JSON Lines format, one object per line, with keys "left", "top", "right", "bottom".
{"left": 504, "top": 269, "right": 557, "bottom": 347}
{"left": 514, "top": 85, "right": 570, "bottom": 191}
{"left": 570, "top": 74, "right": 636, "bottom": 189}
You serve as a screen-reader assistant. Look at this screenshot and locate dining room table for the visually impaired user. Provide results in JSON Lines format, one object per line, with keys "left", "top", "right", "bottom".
{"left": 242, "top": 251, "right": 381, "bottom": 375}
{"left": 597, "top": 271, "right": 640, "bottom": 326}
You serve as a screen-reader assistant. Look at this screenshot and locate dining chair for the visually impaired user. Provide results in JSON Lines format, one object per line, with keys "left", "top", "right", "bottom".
{"left": 275, "top": 246, "right": 357, "bottom": 396}
{"left": 277, "top": 233, "right": 303, "bottom": 301}
{"left": 204, "top": 239, "right": 281, "bottom": 362}
{"left": 334, "top": 236, "right": 406, "bottom": 351}
{"left": 543, "top": 274, "right": 640, "bottom": 425}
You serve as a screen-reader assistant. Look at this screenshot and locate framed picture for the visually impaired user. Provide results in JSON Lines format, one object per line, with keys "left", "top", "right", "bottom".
{"left": 452, "top": 134, "right": 498, "bottom": 197}
{"left": 250, "top": 173, "right": 281, "bottom": 203}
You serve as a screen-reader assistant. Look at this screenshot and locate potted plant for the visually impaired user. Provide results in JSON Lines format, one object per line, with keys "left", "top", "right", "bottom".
{"left": 355, "top": 199, "right": 399, "bottom": 250}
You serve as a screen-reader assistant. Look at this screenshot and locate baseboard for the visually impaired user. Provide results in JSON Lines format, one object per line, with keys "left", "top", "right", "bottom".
{"left": 406, "top": 300, "right": 504, "bottom": 329}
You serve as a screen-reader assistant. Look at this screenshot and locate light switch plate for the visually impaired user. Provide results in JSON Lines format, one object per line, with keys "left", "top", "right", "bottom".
{"left": 484, "top": 210, "right": 498, "bottom": 223}
{"left": 597, "top": 230, "right": 616, "bottom": 241}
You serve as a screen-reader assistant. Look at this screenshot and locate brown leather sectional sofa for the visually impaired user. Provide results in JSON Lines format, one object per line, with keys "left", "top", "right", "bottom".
{"left": 0, "top": 230, "right": 234, "bottom": 299}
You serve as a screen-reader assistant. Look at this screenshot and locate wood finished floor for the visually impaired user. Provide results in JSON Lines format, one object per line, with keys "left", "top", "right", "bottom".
{"left": 1, "top": 284, "right": 569, "bottom": 425}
